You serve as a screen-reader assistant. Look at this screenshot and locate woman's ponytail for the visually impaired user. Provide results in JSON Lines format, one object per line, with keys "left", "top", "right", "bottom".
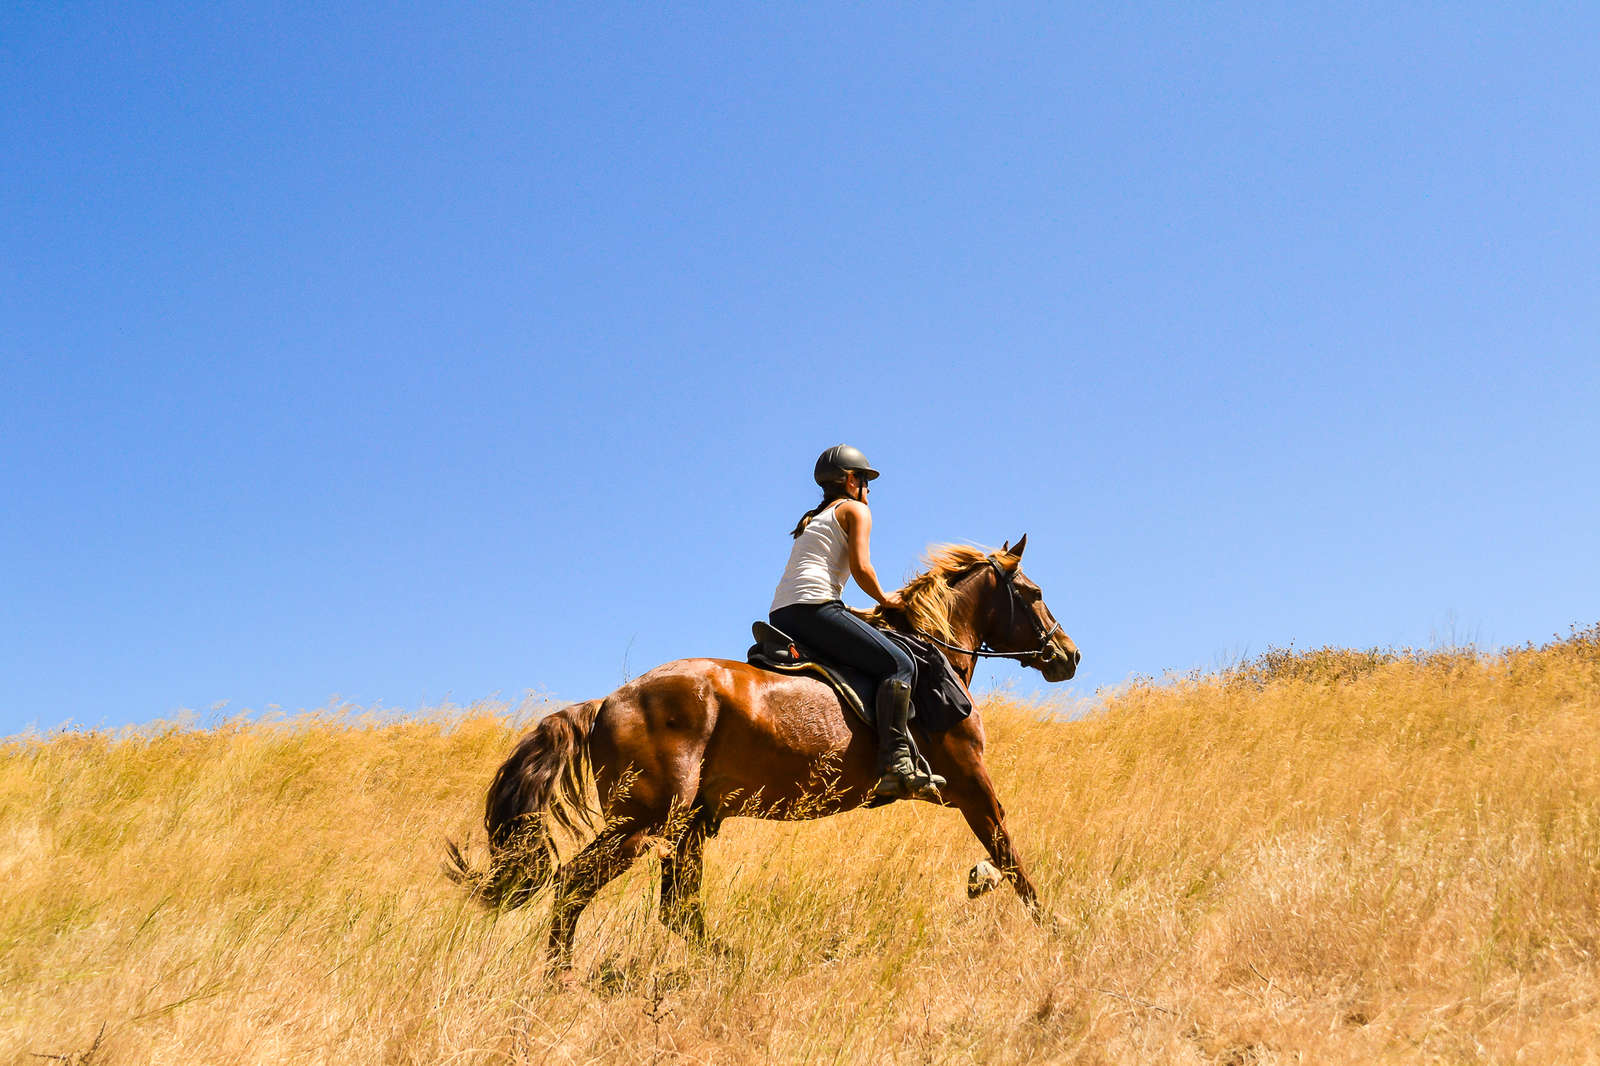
{"left": 790, "top": 481, "right": 849, "bottom": 538}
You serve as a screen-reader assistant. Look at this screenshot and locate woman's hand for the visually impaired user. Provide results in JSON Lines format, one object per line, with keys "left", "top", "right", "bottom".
{"left": 880, "top": 590, "right": 905, "bottom": 611}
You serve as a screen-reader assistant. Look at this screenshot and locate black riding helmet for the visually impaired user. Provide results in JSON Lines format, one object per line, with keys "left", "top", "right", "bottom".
{"left": 814, "top": 444, "right": 880, "bottom": 486}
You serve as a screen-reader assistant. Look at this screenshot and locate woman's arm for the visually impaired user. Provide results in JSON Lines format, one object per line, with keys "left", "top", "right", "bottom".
{"left": 837, "top": 500, "right": 903, "bottom": 609}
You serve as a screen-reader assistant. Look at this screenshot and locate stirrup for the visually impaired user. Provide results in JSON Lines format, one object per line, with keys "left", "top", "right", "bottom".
{"left": 872, "top": 760, "right": 945, "bottom": 802}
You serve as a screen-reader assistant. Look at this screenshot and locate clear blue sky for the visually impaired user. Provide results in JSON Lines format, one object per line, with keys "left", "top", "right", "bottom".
{"left": 4, "top": 4, "right": 1596, "bottom": 736}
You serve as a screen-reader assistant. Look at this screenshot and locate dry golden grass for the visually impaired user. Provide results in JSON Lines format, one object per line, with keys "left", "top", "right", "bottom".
{"left": 4, "top": 629, "right": 1599, "bottom": 1064}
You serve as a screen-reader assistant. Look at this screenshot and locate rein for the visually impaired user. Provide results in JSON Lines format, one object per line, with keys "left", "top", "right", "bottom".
{"left": 912, "top": 558, "right": 1064, "bottom": 664}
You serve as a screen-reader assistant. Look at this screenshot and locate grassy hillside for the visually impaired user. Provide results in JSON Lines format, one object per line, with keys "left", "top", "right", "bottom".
{"left": 4, "top": 629, "right": 1598, "bottom": 1064}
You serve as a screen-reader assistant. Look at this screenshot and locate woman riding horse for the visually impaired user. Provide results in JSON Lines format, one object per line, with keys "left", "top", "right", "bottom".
{"left": 446, "top": 468, "right": 1082, "bottom": 971}
{"left": 769, "top": 444, "right": 944, "bottom": 801}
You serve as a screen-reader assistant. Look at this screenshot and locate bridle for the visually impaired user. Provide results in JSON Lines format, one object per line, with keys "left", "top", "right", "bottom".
{"left": 914, "top": 557, "right": 1065, "bottom": 665}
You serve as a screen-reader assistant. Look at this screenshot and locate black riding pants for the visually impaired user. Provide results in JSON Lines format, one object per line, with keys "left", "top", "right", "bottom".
{"left": 768, "top": 600, "right": 914, "bottom": 693}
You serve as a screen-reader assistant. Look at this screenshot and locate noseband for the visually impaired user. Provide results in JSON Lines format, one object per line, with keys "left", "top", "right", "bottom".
{"left": 918, "top": 558, "right": 1065, "bottom": 665}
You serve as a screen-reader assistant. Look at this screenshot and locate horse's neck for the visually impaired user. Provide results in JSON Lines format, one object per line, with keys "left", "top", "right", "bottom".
{"left": 943, "top": 575, "right": 988, "bottom": 686}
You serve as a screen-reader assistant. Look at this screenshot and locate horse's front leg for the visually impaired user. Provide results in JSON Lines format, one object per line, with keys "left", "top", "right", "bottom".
{"left": 951, "top": 772, "right": 1040, "bottom": 914}
{"left": 927, "top": 731, "right": 1042, "bottom": 918}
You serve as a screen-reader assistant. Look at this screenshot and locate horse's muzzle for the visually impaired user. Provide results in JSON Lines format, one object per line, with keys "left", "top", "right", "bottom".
{"left": 1039, "top": 641, "right": 1080, "bottom": 681}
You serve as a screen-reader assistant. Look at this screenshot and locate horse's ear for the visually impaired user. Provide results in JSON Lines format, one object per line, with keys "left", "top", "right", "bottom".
{"left": 1009, "top": 533, "right": 1028, "bottom": 559}
{"left": 1001, "top": 539, "right": 1011, "bottom": 553}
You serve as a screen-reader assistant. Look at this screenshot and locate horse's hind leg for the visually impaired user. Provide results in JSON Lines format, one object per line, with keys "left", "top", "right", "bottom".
{"left": 548, "top": 674, "right": 711, "bottom": 969}
{"left": 547, "top": 823, "right": 654, "bottom": 971}
{"left": 659, "top": 811, "right": 715, "bottom": 944}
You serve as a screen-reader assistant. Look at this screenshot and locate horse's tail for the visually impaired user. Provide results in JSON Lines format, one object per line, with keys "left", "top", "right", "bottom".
{"left": 444, "top": 698, "right": 603, "bottom": 909}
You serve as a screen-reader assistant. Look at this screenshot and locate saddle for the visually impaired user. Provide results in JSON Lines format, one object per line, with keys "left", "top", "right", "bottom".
{"left": 746, "top": 621, "right": 878, "bottom": 726}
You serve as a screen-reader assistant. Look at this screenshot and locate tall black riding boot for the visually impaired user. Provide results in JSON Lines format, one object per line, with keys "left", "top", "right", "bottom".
{"left": 872, "top": 680, "right": 946, "bottom": 801}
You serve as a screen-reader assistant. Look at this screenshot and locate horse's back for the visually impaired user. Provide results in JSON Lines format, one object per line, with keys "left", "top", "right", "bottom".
{"left": 593, "top": 657, "right": 874, "bottom": 817}
{"left": 599, "top": 657, "right": 856, "bottom": 749}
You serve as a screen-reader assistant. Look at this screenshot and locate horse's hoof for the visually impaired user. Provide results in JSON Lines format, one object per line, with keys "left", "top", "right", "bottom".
{"left": 967, "top": 860, "right": 1003, "bottom": 898}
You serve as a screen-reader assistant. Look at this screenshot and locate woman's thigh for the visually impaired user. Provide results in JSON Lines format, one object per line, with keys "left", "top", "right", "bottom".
{"left": 771, "top": 602, "right": 912, "bottom": 683}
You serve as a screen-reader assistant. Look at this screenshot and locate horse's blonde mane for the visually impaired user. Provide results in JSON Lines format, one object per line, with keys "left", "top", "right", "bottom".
{"left": 867, "top": 543, "right": 1015, "bottom": 644}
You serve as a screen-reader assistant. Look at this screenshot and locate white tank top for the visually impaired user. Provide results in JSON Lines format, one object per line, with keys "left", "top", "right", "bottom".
{"left": 770, "top": 503, "right": 852, "bottom": 611}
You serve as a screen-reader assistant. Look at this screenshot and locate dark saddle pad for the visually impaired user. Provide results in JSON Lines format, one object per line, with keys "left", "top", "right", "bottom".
{"left": 746, "top": 621, "right": 878, "bottom": 726}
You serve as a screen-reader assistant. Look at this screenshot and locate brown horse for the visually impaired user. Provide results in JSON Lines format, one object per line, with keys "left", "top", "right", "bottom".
{"left": 446, "top": 534, "right": 1079, "bottom": 967}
